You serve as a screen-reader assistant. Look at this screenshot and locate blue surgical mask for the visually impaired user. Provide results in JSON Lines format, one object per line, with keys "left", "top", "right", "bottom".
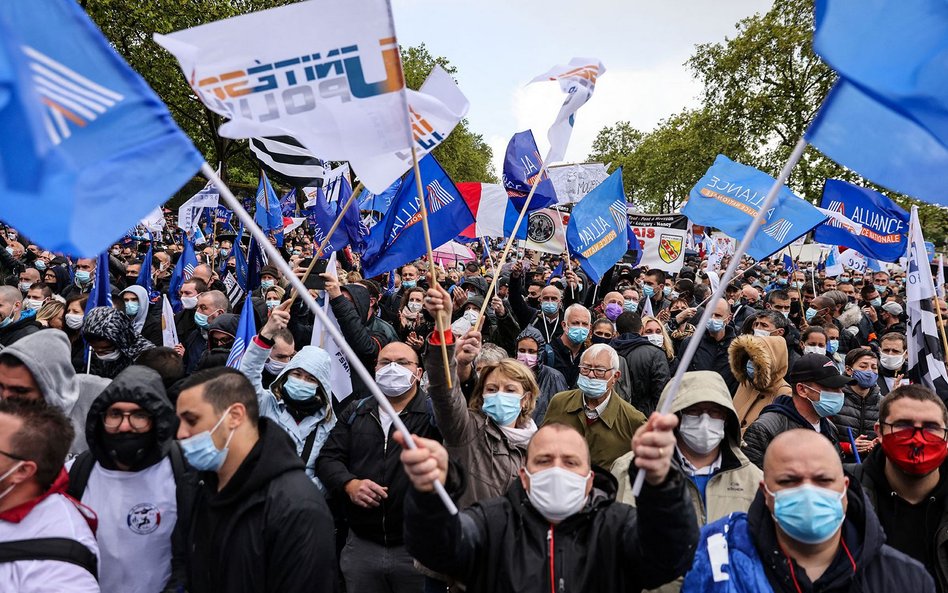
{"left": 766, "top": 483, "right": 845, "bottom": 544}
{"left": 852, "top": 369, "right": 878, "bottom": 389}
{"left": 266, "top": 299, "right": 280, "bottom": 310}
{"left": 642, "top": 284, "right": 655, "bottom": 298}
{"left": 75, "top": 270, "right": 91, "bottom": 284}
{"left": 870, "top": 297, "right": 882, "bottom": 307}
{"left": 662, "top": 286, "right": 672, "bottom": 297}
{"left": 260, "top": 279, "right": 275, "bottom": 290}
{"left": 402, "top": 280, "right": 417, "bottom": 289}
{"left": 791, "top": 281, "right": 803, "bottom": 289}
{"left": 745, "top": 361, "right": 756, "bottom": 379}
{"left": 809, "top": 388, "right": 845, "bottom": 417}
{"left": 194, "top": 311, "right": 209, "bottom": 329}
{"left": 34, "top": 260, "right": 46, "bottom": 271}
{"left": 777, "top": 278, "right": 788, "bottom": 286}
{"left": 220, "top": 248, "right": 230, "bottom": 257}
{"left": 566, "top": 326, "right": 589, "bottom": 345}
{"left": 124, "top": 302, "right": 140, "bottom": 317}
{"left": 467, "top": 291, "right": 478, "bottom": 301}
{"left": 623, "top": 299, "right": 638, "bottom": 313}
{"left": 283, "top": 376, "right": 319, "bottom": 401}
{"left": 577, "top": 375, "right": 608, "bottom": 398}
{"left": 541, "top": 301, "right": 559, "bottom": 316}
{"left": 707, "top": 318, "right": 725, "bottom": 333}
{"left": 827, "top": 339, "right": 839, "bottom": 354}
{"left": 179, "top": 406, "right": 235, "bottom": 472}
{"left": 874, "top": 284, "right": 887, "bottom": 294}
{"left": 481, "top": 392, "right": 522, "bottom": 426}
{"left": 805, "top": 307, "right": 819, "bottom": 322}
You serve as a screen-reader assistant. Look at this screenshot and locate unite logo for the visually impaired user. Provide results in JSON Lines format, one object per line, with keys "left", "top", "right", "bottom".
{"left": 23, "top": 45, "right": 125, "bottom": 145}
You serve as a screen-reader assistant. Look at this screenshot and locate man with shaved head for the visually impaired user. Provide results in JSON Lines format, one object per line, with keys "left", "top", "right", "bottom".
{"left": 684, "top": 429, "right": 933, "bottom": 591}
{"left": 0, "top": 285, "right": 40, "bottom": 346}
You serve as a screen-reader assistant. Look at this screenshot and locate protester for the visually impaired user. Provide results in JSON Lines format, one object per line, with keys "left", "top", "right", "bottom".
{"left": 877, "top": 331, "right": 908, "bottom": 395}
{"left": 611, "top": 312, "right": 671, "bottom": 416}
{"left": 835, "top": 347, "right": 882, "bottom": 463}
{"left": 513, "top": 326, "right": 567, "bottom": 421}
{"left": 550, "top": 303, "right": 591, "bottom": 386}
{"left": 729, "top": 335, "right": 793, "bottom": 431}
{"left": 0, "top": 285, "right": 41, "bottom": 347}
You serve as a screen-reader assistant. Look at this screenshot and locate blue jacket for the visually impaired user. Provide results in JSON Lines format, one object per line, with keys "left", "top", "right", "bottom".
{"left": 682, "top": 513, "right": 772, "bottom": 593}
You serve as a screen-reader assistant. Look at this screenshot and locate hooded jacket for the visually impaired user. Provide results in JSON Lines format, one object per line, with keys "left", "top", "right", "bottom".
{"left": 515, "top": 326, "right": 567, "bottom": 422}
{"left": 187, "top": 418, "right": 335, "bottom": 593}
{"left": 3, "top": 329, "right": 110, "bottom": 455}
{"left": 118, "top": 285, "right": 163, "bottom": 346}
{"left": 729, "top": 335, "right": 792, "bottom": 432}
{"left": 239, "top": 339, "right": 337, "bottom": 486}
{"left": 679, "top": 325, "right": 738, "bottom": 395}
{"left": 611, "top": 332, "right": 671, "bottom": 416}
{"left": 742, "top": 395, "right": 840, "bottom": 469}
{"left": 466, "top": 294, "right": 520, "bottom": 355}
{"left": 82, "top": 306, "right": 155, "bottom": 378}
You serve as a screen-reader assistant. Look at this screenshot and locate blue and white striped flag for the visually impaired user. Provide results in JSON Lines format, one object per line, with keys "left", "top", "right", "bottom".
{"left": 226, "top": 295, "right": 257, "bottom": 369}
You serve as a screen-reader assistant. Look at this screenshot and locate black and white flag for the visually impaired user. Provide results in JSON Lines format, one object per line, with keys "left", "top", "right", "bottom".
{"left": 250, "top": 136, "right": 326, "bottom": 188}
{"left": 906, "top": 205, "right": 948, "bottom": 402}
{"left": 223, "top": 270, "right": 245, "bottom": 310}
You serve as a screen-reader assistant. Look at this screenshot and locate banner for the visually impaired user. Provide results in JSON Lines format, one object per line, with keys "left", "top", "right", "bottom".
{"left": 547, "top": 163, "right": 609, "bottom": 204}
{"left": 627, "top": 214, "right": 688, "bottom": 273}
{"left": 525, "top": 208, "right": 568, "bottom": 255}
{"left": 813, "top": 179, "right": 908, "bottom": 262}
{"left": 565, "top": 169, "right": 628, "bottom": 283}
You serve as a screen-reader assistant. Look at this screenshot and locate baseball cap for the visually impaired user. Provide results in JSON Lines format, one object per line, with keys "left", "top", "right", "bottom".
{"left": 787, "top": 354, "right": 856, "bottom": 388}
{"left": 881, "top": 302, "right": 903, "bottom": 316}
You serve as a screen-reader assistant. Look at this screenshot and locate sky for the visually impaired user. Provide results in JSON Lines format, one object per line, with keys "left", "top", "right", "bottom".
{"left": 392, "top": 0, "right": 774, "bottom": 175}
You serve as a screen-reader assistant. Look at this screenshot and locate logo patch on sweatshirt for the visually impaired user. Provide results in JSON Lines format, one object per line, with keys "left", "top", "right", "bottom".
{"left": 127, "top": 502, "right": 161, "bottom": 535}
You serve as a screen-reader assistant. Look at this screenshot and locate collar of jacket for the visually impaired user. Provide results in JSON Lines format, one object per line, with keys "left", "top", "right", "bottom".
{"left": 354, "top": 387, "right": 430, "bottom": 418}
{"left": 562, "top": 389, "right": 621, "bottom": 428}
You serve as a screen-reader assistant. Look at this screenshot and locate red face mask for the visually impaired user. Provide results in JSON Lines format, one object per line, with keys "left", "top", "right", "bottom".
{"left": 881, "top": 430, "right": 948, "bottom": 476}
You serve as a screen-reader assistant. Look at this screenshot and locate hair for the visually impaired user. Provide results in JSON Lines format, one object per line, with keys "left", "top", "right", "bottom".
{"left": 183, "top": 277, "right": 209, "bottom": 293}
{"left": 880, "top": 384, "right": 948, "bottom": 426}
{"left": 134, "top": 350, "right": 185, "bottom": 393}
{"left": 265, "top": 286, "right": 286, "bottom": 301}
{"left": 880, "top": 331, "right": 907, "bottom": 350}
{"left": 673, "top": 278, "right": 694, "bottom": 297}
{"left": 35, "top": 300, "right": 63, "bottom": 326}
{"left": 823, "top": 290, "right": 848, "bottom": 309}
{"left": 0, "top": 398, "right": 74, "bottom": 490}
{"left": 644, "top": 269, "right": 666, "bottom": 286}
{"left": 200, "top": 290, "right": 230, "bottom": 313}
{"left": 273, "top": 328, "right": 295, "bottom": 345}
{"left": 29, "top": 283, "right": 52, "bottom": 299}
{"left": 65, "top": 294, "right": 89, "bottom": 313}
{"left": 176, "top": 367, "right": 259, "bottom": 426}
{"left": 801, "top": 326, "right": 827, "bottom": 343}
{"left": 615, "top": 311, "right": 642, "bottom": 335}
{"left": 582, "top": 343, "right": 620, "bottom": 371}
{"left": 755, "top": 309, "right": 789, "bottom": 332}
{"left": 0, "top": 285, "right": 20, "bottom": 306}
{"left": 845, "top": 347, "right": 878, "bottom": 369}
{"left": 469, "top": 359, "right": 540, "bottom": 428}
{"left": 640, "top": 315, "right": 675, "bottom": 360}
{"left": 347, "top": 271, "right": 363, "bottom": 283}
{"left": 693, "top": 284, "right": 711, "bottom": 302}
{"left": 860, "top": 283, "right": 878, "bottom": 299}
{"left": 398, "top": 286, "right": 426, "bottom": 310}
{"left": 767, "top": 289, "right": 789, "bottom": 303}
{"left": 474, "top": 343, "right": 507, "bottom": 368}
{"left": 563, "top": 303, "right": 590, "bottom": 321}
{"left": 592, "top": 317, "right": 615, "bottom": 334}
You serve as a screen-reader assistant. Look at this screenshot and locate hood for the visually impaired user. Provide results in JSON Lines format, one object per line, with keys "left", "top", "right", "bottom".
{"left": 729, "top": 335, "right": 789, "bottom": 392}
{"left": 341, "top": 283, "right": 371, "bottom": 324}
{"left": 47, "top": 265, "right": 71, "bottom": 293}
{"left": 657, "top": 371, "right": 741, "bottom": 444}
{"left": 208, "top": 312, "right": 239, "bottom": 337}
{"left": 2, "top": 329, "right": 79, "bottom": 414}
{"left": 516, "top": 325, "right": 546, "bottom": 351}
{"left": 271, "top": 345, "right": 333, "bottom": 406}
{"left": 611, "top": 332, "right": 651, "bottom": 354}
{"left": 460, "top": 275, "right": 488, "bottom": 296}
{"left": 86, "top": 365, "right": 177, "bottom": 470}
{"left": 118, "top": 285, "right": 149, "bottom": 334}
{"left": 82, "top": 306, "right": 154, "bottom": 360}
{"left": 837, "top": 302, "right": 864, "bottom": 329}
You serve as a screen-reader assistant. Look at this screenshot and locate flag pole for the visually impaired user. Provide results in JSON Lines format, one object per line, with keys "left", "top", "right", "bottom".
{"left": 285, "top": 182, "right": 363, "bottom": 308}
{"left": 202, "top": 162, "right": 458, "bottom": 516}
{"left": 409, "top": 148, "right": 453, "bottom": 389}
{"left": 630, "top": 136, "right": 809, "bottom": 497}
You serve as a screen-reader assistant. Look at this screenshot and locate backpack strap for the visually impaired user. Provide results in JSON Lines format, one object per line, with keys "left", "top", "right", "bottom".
{"left": 300, "top": 427, "right": 320, "bottom": 464}
{"left": 65, "top": 451, "right": 95, "bottom": 500}
{"left": 0, "top": 538, "right": 98, "bottom": 579}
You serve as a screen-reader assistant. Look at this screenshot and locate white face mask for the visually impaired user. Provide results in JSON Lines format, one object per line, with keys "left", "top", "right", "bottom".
{"left": 0, "top": 460, "right": 24, "bottom": 502}
{"left": 880, "top": 353, "right": 905, "bottom": 371}
{"left": 524, "top": 466, "right": 590, "bottom": 523}
{"left": 24, "top": 299, "right": 43, "bottom": 311}
{"left": 95, "top": 349, "right": 122, "bottom": 361}
{"left": 406, "top": 301, "right": 423, "bottom": 313}
{"left": 264, "top": 358, "right": 288, "bottom": 375}
{"left": 65, "top": 313, "right": 84, "bottom": 329}
{"left": 463, "top": 309, "right": 479, "bottom": 327}
{"left": 375, "top": 362, "right": 417, "bottom": 398}
{"left": 803, "top": 345, "right": 827, "bottom": 356}
{"left": 753, "top": 329, "right": 772, "bottom": 338}
{"left": 646, "top": 333, "right": 664, "bottom": 348}
{"left": 181, "top": 296, "right": 199, "bottom": 310}
{"left": 678, "top": 413, "right": 726, "bottom": 456}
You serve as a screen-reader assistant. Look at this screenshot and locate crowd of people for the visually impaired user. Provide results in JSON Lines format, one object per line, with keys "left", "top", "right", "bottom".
{"left": 0, "top": 219, "right": 945, "bottom": 593}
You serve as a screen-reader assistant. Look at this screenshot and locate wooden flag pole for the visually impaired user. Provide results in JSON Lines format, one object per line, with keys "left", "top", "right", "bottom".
{"left": 285, "top": 182, "right": 362, "bottom": 308}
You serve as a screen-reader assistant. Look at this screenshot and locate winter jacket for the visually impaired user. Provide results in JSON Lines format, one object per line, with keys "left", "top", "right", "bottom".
{"left": 466, "top": 294, "right": 520, "bottom": 355}
{"left": 742, "top": 395, "right": 840, "bottom": 469}
{"left": 516, "top": 326, "right": 568, "bottom": 422}
{"left": 542, "top": 388, "right": 647, "bottom": 469}
{"left": 0, "top": 311, "right": 41, "bottom": 346}
{"left": 3, "top": 329, "right": 110, "bottom": 455}
{"left": 81, "top": 306, "right": 155, "bottom": 378}
{"left": 424, "top": 344, "right": 531, "bottom": 509}
{"left": 328, "top": 284, "right": 395, "bottom": 405}
{"left": 729, "top": 335, "right": 792, "bottom": 432}
{"left": 684, "top": 478, "right": 934, "bottom": 593}
{"left": 239, "top": 339, "right": 337, "bottom": 487}
{"left": 551, "top": 335, "right": 584, "bottom": 387}
{"left": 679, "top": 325, "right": 738, "bottom": 395}
{"left": 315, "top": 388, "right": 441, "bottom": 546}
{"left": 838, "top": 302, "right": 875, "bottom": 346}
{"left": 404, "top": 464, "right": 699, "bottom": 593}
{"left": 507, "top": 273, "right": 564, "bottom": 343}
{"left": 832, "top": 384, "right": 881, "bottom": 462}
{"left": 119, "top": 285, "right": 163, "bottom": 346}
{"left": 611, "top": 333, "right": 670, "bottom": 416}
{"left": 187, "top": 418, "right": 335, "bottom": 593}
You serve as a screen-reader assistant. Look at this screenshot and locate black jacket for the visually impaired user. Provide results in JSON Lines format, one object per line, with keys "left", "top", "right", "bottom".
{"left": 0, "top": 314, "right": 41, "bottom": 347}
{"left": 611, "top": 333, "right": 670, "bottom": 416}
{"left": 329, "top": 284, "right": 394, "bottom": 406}
{"left": 742, "top": 395, "right": 839, "bottom": 469}
{"left": 746, "top": 474, "right": 934, "bottom": 593}
{"left": 832, "top": 384, "right": 881, "bottom": 462}
{"left": 187, "top": 418, "right": 335, "bottom": 593}
{"left": 507, "top": 273, "right": 564, "bottom": 344}
{"left": 550, "top": 335, "right": 583, "bottom": 388}
{"left": 315, "top": 390, "right": 441, "bottom": 546}
{"left": 404, "top": 466, "right": 699, "bottom": 593}
{"left": 679, "top": 326, "right": 738, "bottom": 395}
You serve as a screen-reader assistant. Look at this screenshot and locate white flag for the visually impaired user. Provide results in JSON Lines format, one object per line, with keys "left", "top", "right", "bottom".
{"left": 311, "top": 252, "right": 353, "bottom": 402}
{"left": 525, "top": 208, "right": 568, "bottom": 255}
{"left": 816, "top": 207, "right": 864, "bottom": 236}
{"left": 824, "top": 246, "right": 844, "bottom": 277}
{"left": 283, "top": 217, "right": 306, "bottom": 234}
{"left": 530, "top": 58, "right": 605, "bottom": 163}
{"left": 160, "top": 295, "right": 179, "bottom": 348}
{"left": 906, "top": 206, "right": 948, "bottom": 399}
{"left": 938, "top": 254, "right": 945, "bottom": 300}
{"left": 547, "top": 162, "right": 609, "bottom": 204}
{"left": 154, "top": 3, "right": 468, "bottom": 194}
{"left": 178, "top": 174, "right": 219, "bottom": 235}
{"left": 140, "top": 207, "right": 166, "bottom": 233}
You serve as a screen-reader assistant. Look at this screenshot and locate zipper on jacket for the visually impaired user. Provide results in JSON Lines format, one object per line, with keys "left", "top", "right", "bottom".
{"left": 370, "top": 410, "right": 390, "bottom": 546}
{"left": 548, "top": 525, "right": 556, "bottom": 593}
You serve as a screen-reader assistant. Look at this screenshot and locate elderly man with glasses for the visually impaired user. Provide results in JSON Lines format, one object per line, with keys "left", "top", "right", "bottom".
{"left": 541, "top": 343, "right": 647, "bottom": 469}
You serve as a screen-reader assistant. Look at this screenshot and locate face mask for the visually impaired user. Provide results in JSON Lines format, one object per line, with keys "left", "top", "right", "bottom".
{"left": 17, "top": 282, "right": 31, "bottom": 293}
{"left": 745, "top": 361, "right": 756, "bottom": 380}
{"left": 791, "top": 281, "right": 803, "bottom": 289}
{"left": 516, "top": 352, "right": 538, "bottom": 368}
{"left": 220, "top": 248, "right": 230, "bottom": 257}
{"left": 75, "top": 270, "right": 91, "bottom": 284}
{"left": 179, "top": 406, "right": 235, "bottom": 472}
{"left": 181, "top": 296, "right": 199, "bottom": 310}
{"left": 96, "top": 350, "right": 122, "bottom": 362}
{"left": 541, "top": 301, "right": 558, "bottom": 316}
{"left": 646, "top": 333, "right": 664, "bottom": 348}
{"left": 376, "top": 362, "right": 417, "bottom": 398}
{"left": 34, "top": 261, "right": 46, "bottom": 271}
{"left": 827, "top": 339, "right": 839, "bottom": 354}
{"left": 401, "top": 280, "right": 417, "bottom": 289}
{"left": 874, "top": 284, "right": 887, "bottom": 294}
{"left": 101, "top": 432, "right": 155, "bottom": 470}
{"left": 0, "top": 461, "right": 24, "bottom": 502}
{"left": 260, "top": 280, "right": 275, "bottom": 291}
{"left": 840, "top": 276, "right": 850, "bottom": 283}
{"left": 481, "top": 392, "right": 522, "bottom": 426}
{"left": 881, "top": 429, "right": 948, "bottom": 476}
{"left": 566, "top": 326, "right": 589, "bottom": 345}
{"left": 803, "top": 345, "right": 826, "bottom": 356}
{"left": 805, "top": 307, "right": 819, "bottom": 323}
{"left": 264, "top": 358, "right": 288, "bottom": 375}
{"left": 766, "top": 483, "right": 845, "bottom": 544}
{"left": 810, "top": 389, "right": 844, "bottom": 418}
{"left": 670, "top": 290, "right": 680, "bottom": 300}
{"left": 662, "top": 286, "right": 672, "bottom": 297}
{"left": 577, "top": 375, "right": 608, "bottom": 398}
{"left": 851, "top": 369, "right": 878, "bottom": 389}
{"left": 266, "top": 299, "right": 281, "bottom": 310}
{"left": 604, "top": 303, "right": 623, "bottom": 321}
{"left": 292, "top": 250, "right": 301, "bottom": 256}
{"left": 679, "top": 413, "right": 726, "bottom": 455}
{"left": 707, "top": 318, "right": 726, "bottom": 333}
{"left": 642, "top": 284, "right": 655, "bottom": 298}
{"left": 283, "top": 376, "right": 319, "bottom": 401}
{"left": 753, "top": 329, "right": 772, "bottom": 338}
{"left": 870, "top": 297, "right": 882, "bottom": 307}
{"left": 780, "top": 310, "right": 790, "bottom": 319}
{"left": 880, "top": 353, "right": 905, "bottom": 371}
{"left": 65, "top": 313, "right": 84, "bottom": 329}
{"left": 524, "top": 467, "right": 590, "bottom": 523}
{"left": 24, "top": 299, "right": 43, "bottom": 312}
{"left": 466, "top": 291, "right": 478, "bottom": 301}
{"left": 463, "top": 309, "right": 479, "bottom": 326}
{"left": 623, "top": 300, "right": 638, "bottom": 313}
{"left": 124, "top": 302, "right": 140, "bottom": 316}
{"left": 777, "top": 278, "right": 788, "bottom": 286}
{"left": 4, "top": 247, "right": 13, "bottom": 257}
{"left": 194, "top": 311, "right": 210, "bottom": 329}
{"left": 526, "top": 297, "right": 540, "bottom": 308}
{"left": 407, "top": 301, "right": 423, "bottom": 313}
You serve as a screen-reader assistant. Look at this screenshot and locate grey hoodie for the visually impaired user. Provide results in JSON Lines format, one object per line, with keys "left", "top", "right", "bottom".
{"left": 118, "top": 285, "right": 149, "bottom": 335}
{"left": 3, "top": 329, "right": 110, "bottom": 455}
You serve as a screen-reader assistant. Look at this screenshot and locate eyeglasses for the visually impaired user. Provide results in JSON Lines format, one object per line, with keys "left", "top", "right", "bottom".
{"left": 103, "top": 409, "right": 153, "bottom": 431}
{"left": 0, "top": 449, "right": 27, "bottom": 462}
{"left": 881, "top": 421, "right": 948, "bottom": 443}
{"left": 578, "top": 365, "right": 614, "bottom": 379}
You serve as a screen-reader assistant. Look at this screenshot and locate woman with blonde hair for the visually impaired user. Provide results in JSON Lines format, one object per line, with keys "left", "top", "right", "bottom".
{"left": 36, "top": 299, "right": 64, "bottom": 330}
{"left": 641, "top": 314, "right": 679, "bottom": 374}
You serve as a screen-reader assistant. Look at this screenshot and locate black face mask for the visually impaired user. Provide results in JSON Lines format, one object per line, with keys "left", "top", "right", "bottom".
{"left": 526, "top": 297, "right": 540, "bottom": 308}
{"left": 590, "top": 335, "right": 611, "bottom": 345}
{"left": 101, "top": 431, "right": 157, "bottom": 471}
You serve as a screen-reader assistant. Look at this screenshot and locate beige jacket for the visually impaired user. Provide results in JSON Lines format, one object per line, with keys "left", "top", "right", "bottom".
{"left": 729, "top": 335, "right": 792, "bottom": 432}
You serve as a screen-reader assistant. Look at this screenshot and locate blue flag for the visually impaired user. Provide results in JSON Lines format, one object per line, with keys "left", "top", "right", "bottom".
{"left": 337, "top": 177, "right": 368, "bottom": 253}
{"left": 84, "top": 252, "right": 112, "bottom": 314}
{"left": 279, "top": 189, "right": 297, "bottom": 217}
{"left": 255, "top": 171, "right": 284, "bottom": 245}
{"left": 565, "top": 169, "right": 629, "bottom": 284}
{"left": 214, "top": 206, "right": 233, "bottom": 230}
{"left": 362, "top": 154, "right": 475, "bottom": 278}
{"left": 304, "top": 186, "right": 348, "bottom": 257}
{"left": 0, "top": 0, "right": 202, "bottom": 256}
{"left": 167, "top": 234, "right": 197, "bottom": 312}
{"left": 358, "top": 178, "right": 403, "bottom": 215}
{"left": 813, "top": 179, "right": 908, "bottom": 262}
{"left": 226, "top": 295, "right": 257, "bottom": 369}
{"left": 135, "top": 234, "right": 159, "bottom": 303}
{"left": 683, "top": 155, "right": 828, "bottom": 261}
{"left": 247, "top": 236, "right": 264, "bottom": 292}
{"left": 232, "top": 228, "right": 249, "bottom": 291}
{"left": 547, "top": 260, "right": 564, "bottom": 285}
{"left": 805, "top": 0, "right": 948, "bottom": 205}
{"left": 783, "top": 254, "right": 795, "bottom": 273}
{"left": 503, "top": 131, "right": 558, "bottom": 212}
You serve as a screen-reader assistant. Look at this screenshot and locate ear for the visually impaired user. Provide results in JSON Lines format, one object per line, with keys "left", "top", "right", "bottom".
{"left": 518, "top": 466, "right": 530, "bottom": 492}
